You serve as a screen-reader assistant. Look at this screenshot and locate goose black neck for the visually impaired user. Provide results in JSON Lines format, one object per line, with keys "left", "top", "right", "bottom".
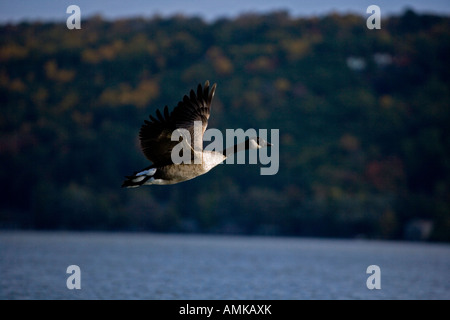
{"left": 222, "top": 139, "right": 251, "bottom": 156}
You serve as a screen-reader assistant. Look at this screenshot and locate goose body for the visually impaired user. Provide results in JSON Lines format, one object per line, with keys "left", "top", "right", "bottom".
{"left": 122, "top": 81, "right": 271, "bottom": 188}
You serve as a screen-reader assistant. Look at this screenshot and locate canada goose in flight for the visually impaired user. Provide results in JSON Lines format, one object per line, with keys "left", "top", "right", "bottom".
{"left": 122, "top": 81, "right": 272, "bottom": 188}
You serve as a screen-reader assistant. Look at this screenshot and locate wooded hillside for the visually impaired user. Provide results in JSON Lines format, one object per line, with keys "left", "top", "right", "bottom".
{"left": 1, "top": 10, "right": 449, "bottom": 241}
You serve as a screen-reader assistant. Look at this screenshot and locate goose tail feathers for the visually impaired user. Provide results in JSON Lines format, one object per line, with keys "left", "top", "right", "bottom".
{"left": 121, "top": 168, "right": 157, "bottom": 188}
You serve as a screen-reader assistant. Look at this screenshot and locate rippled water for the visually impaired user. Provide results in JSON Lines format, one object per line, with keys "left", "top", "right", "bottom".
{"left": 1, "top": 231, "right": 449, "bottom": 300}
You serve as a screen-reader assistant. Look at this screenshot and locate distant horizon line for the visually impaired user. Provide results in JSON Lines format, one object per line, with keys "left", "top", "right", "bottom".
{"left": 1, "top": 7, "right": 449, "bottom": 26}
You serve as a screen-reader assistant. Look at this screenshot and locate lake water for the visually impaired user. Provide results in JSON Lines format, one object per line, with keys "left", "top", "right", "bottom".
{"left": 0, "top": 231, "right": 449, "bottom": 300}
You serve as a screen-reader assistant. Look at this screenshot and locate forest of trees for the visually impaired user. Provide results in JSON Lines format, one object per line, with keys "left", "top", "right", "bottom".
{"left": 0, "top": 10, "right": 449, "bottom": 241}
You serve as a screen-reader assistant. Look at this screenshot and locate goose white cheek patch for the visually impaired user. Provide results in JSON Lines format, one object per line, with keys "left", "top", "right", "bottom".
{"left": 258, "top": 129, "right": 279, "bottom": 176}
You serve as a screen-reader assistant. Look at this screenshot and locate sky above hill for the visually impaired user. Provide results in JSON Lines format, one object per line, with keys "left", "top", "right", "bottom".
{"left": 0, "top": 0, "right": 449, "bottom": 23}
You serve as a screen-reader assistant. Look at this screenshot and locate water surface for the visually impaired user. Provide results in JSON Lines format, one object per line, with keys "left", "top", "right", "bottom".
{"left": 1, "top": 231, "right": 449, "bottom": 299}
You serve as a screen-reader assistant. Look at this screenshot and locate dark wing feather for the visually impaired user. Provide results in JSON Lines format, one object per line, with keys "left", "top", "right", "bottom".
{"left": 139, "top": 105, "right": 176, "bottom": 166}
{"left": 170, "top": 80, "right": 216, "bottom": 151}
{"left": 138, "top": 81, "right": 216, "bottom": 165}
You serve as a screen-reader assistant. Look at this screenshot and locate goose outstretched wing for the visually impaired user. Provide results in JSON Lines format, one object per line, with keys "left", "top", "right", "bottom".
{"left": 139, "top": 80, "right": 216, "bottom": 166}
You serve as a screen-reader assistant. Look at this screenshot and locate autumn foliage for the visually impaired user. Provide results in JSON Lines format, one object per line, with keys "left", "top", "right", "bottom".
{"left": 0, "top": 10, "right": 449, "bottom": 240}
